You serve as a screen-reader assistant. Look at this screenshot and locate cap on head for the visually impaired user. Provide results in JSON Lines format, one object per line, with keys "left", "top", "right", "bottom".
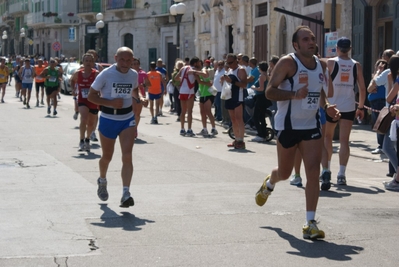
{"left": 205, "top": 60, "right": 211, "bottom": 64}
{"left": 337, "top": 37, "right": 351, "bottom": 49}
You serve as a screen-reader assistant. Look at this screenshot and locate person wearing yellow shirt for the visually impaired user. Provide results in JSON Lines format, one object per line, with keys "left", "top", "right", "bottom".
{"left": 0, "top": 57, "right": 9, "bottom": 103}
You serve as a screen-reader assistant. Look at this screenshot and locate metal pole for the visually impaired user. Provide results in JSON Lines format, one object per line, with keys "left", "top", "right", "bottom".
{"left": 331, "top": 0, "right": 336, "bottom": 32}
{"left": 176, "top": 14, "right": 182, "bottom": 58}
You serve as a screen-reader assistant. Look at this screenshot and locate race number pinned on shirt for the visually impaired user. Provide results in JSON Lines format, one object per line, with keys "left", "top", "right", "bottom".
{"left": 81, "top": 88, "right": 89, "bottom": 98}
{"left": 299, "top": 72, "right": 308, "bottom": 84}
{"left": 302, "top": 91, "right": 320, "bottom": 110}
{"left": 340, "top": 72, "right": 349, "bottom": 82}
{"left": 49, "top": 76, "right": 57, "bottom": 82}
{"left": 111, "top": 82, "right": 133, "bottom": 99}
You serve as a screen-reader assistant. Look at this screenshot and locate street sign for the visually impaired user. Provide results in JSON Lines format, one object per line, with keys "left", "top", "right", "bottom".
{"left": 52, "top": 41, "right": 61, "bottom": 51}
{"left": 324, "top": 31, "right": 338, "bottom": 58}
{"left": 28, "top": 39, "right": 33, "bottom": 45}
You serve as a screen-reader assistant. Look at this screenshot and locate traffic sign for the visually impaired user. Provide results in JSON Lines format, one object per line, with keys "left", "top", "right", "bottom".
{"left": 52, "top": 41, "right": 61, "bottom": 51}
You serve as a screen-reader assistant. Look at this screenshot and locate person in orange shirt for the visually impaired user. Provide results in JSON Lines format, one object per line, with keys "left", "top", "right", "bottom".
{"left": 147, "top": 61, "right": 163, "bottom": 124}
{"left": 34, "top": 58, "right": 46, "bottom": 106}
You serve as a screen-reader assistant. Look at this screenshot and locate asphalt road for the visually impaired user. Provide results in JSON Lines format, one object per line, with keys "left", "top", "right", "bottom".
{"left": 0, "top": 84, "right": 397, "bottom": 267}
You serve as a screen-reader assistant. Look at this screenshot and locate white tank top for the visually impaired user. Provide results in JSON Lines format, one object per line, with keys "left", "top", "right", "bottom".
{"left": 179, "top": 66, "right": 196, "bottom": 94}
{"left": 21, "top": 67, "right": 34, "bottom": 83}
{"left": 275, "top": 53, "right": 324, "bottom": 131}
{"left": 328, "top": 57, "right": 357, "bottom": 112}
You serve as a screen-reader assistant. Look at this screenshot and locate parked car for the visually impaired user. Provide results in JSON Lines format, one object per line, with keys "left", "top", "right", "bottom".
{"left": 60, "top": 62, "right": 80, "bottom": 95}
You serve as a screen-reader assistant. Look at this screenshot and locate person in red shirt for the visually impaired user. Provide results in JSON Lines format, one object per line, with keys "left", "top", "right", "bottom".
{"left": 70, "top": 53, "right": 99, "bottom": 152}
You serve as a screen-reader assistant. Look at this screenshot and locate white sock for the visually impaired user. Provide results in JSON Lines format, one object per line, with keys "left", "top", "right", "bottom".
{"left": 338, "top": 165, "right": 346, "bottom": 176}
{"left": 99, "top": 177, "right": 106, "bottom": 184}
{"left": 266, "top": 180, "right": 275, "bottom": 190}
{"left": 123, "top": 186, "right": 129, "bottom": 195}
{"left": 306, "top": 211, "right": 316, "bottom": 223}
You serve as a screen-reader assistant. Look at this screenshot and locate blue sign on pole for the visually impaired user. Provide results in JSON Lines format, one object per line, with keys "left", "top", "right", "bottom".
{"left": 69, "top": 27, "right": 76, "bottom": 42}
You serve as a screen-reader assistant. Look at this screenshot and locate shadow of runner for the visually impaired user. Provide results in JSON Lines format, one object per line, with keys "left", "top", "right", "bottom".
{"left": 261, "top": 226, "right": 363, "bottom": 261}
{"left": 91, "top": 204, "right": 155, "bottom": 231}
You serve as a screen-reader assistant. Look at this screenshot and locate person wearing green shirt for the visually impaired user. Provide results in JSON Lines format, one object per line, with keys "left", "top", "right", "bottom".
{"left": 195, "top": 60, "right": 218, "bottom": 136}
{"left": 39, "top": 59, "right": 61, "bottom": 116}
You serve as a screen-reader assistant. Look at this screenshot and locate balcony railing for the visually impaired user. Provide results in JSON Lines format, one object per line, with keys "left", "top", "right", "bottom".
{"left": 106, "top": 0, "right": 136, "bottom": 10}
{"left": 26, "top": 12, "right": 80, "bottom": 27}
{"left": 9, "top": 1, "right": 29, "bottom": 15}
{"left": 77, "top": 0, "right": 102, "bottom": 14}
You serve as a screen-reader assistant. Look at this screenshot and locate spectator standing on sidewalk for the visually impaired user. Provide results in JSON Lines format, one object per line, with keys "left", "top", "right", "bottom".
{"left": 221, "top": 53, "right": 248, "bottom": 149}
{"left": 171, "top": 60, "right": 184, "bottom": 122}
{"left": 383, "top": 55, "right": 399, "bottom": 191}
{"left": 251, "top": 61, "right": 272, "bottom": 142}
{"left": 368, "top": 49, "right": 397, "bottom": 177}
{"left": 213, "top": 60, "right": 225, "bottom": 122}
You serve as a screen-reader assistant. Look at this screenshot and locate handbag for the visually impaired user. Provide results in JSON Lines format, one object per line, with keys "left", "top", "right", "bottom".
{"left": 208, "top": 85, "right": 218, "bottom": 96}
{"left": 373, "top": 106, "right": 395, "bottom": 134}
{"left": 221, "top": 81, "right": 232, "bottom": 100}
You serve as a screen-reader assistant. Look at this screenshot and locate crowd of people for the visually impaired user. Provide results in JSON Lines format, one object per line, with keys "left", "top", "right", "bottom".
{"left": 2, "top": 25, "right": 398, "bottom": 240}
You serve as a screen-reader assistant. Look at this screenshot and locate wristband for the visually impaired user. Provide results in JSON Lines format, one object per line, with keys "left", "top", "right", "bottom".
{"left": 357, "top": 107, "right": 364, "bottom": 111}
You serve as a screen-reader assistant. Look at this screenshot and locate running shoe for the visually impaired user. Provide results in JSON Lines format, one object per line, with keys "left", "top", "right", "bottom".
{"left": 53, "top": 109, "right": 57, "bottom": 116}
{"left": 337, "top": 175, "right": 347, "bottom": 185}
{"left": 320, "top": 170, "right": 331, "bottom": 191}
{"left": 150, "top": 118, "right": 156, "bottom": 124}
{"left": 97, "top": 178, "right": 109, "bottom": 201}
{"left": 73, "top": 112, "right": 78, "bottom": 120}
{"left": 255, "top": 175, "right": 273, "bottom": 206}
{"left": 23, "top": 98, "right": 26, "bottom": 105}
{"left": 26, "top": 103, "right": 30, "bottom": 109}
{"left": 84, "top": 139, "right": 90, "bottom": 152}
{"left": 40, "top": 100, "right": 45, "bottom": 105}
{"left": 303, "top": 220, "right": 325, "bottom": 239}
{"left": 251, "top": 136, "right": 266, "bottom": 142}
{"left": 186, "top": 129, "right": 195, "bottom": 137}
{"left": 47, "top": 107, "right": 51, "bottom": 115}
{"left": 227, "top": 141, "right": 236, "bottom": 147}
{"left": 197, "top": 129, "right": 209, "bottom": 136}
{"left": 234, "top": 141, "right": 246, "bottom": 149}
{"left": 383, "top": 179, "right": 399, "bottom": 191}
{"left": 289, "top": 175, "right": 303, "bottom": 187}
{"left": 211, "top": 129, "right": 218, "bottom": 135}
{"left": 180, "top": 129, "right": 186, "bottom": 136}
{"left": 120, "top": 191, "right": 134, "bottom": 208}
{"left": 1, "top": 99, "right": 4, "bottom": 103}
{"left": 78, "top": 140, "right": 85, "bottom": 151}
{"left": 90, "top": 132, "right": 98, "bottom": 142}
{"left": 153, "top": 118, "right": 158, "bottom": 124}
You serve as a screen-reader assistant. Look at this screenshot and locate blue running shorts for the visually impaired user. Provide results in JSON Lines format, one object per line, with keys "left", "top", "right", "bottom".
{"left": 99, "top": 115, "right": 136, "bottom": 139}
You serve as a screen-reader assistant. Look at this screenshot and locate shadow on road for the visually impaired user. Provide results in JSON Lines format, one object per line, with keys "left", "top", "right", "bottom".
{"left": 261, "top": 226, "right": 364, "bottom": 261}
{"left": 91, "top": 204, "right": 155, "bottom": 231}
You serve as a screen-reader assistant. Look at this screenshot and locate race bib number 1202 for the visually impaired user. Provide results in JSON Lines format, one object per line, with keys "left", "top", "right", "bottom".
{"left": 111, "top": 82, "right": 133, "bottom": 99}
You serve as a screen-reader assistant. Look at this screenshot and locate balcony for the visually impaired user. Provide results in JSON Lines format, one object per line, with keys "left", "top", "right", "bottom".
{"left": 9, "top": 1, "right": 29, "bottom": 16}
{"left": 1, "top": 14, "right": 15, "bottom": 26}
{"left": 77, "top": 0, "right": 102, "bottom": 21}
{"left": 106, "top": 0, "right": 136, "bottom": 18}
{"left": 25, "top": 12, "right": 80, "bottom": 29}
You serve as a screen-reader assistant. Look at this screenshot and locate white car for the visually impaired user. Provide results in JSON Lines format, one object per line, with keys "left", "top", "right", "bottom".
{"left": 60, "top": 62, "right": 80, "bottom": 95}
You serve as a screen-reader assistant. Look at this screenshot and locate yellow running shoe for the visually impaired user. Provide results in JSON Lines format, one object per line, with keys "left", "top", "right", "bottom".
{"left": 255, "top": 175, "right": 273, "bottom": 206}
{"left": 303, "top": 220, "right": 325, "bottom": 239}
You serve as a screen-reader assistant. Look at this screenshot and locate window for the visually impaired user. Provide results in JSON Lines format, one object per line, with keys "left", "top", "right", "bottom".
{"left": 305, "top": 0, "right": 321, "bottom": 6}
{"left": 124, "top": 34, "right": 133, "bottom": 50}
{"left": 257, "top": 3, "right": 268, "bottom": 17}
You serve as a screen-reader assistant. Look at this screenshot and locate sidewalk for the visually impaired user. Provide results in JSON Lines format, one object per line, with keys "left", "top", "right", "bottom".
{"left": 186, "top": 102, "right": 384, "bottom": 161}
